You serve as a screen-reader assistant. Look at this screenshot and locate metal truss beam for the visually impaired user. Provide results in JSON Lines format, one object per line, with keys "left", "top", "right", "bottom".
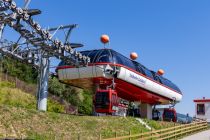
{"left": 0, "top": 0, "right": 90, "bottom": 111}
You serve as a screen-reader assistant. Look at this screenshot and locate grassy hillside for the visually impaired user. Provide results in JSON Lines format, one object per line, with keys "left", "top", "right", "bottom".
{"left": 0, "top": 81, "right": 176, "bottom": 140}
{"left": 0, "top": 81, "right": 65, "bottom": 113}
{"left": 0, "top": 105, "right": 177, "bottom": 140}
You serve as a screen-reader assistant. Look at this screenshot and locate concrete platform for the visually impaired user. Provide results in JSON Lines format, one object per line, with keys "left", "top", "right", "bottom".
{"left": 181, "top": 130, "right": 210, "bottom": 140}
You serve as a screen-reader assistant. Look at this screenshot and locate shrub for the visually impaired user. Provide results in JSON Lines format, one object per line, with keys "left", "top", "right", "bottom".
{"left": 0, "top": 81, "right": 15, "bottom": 88}
{"left": 47, "top": 99, "right": 65, "bottom": 113}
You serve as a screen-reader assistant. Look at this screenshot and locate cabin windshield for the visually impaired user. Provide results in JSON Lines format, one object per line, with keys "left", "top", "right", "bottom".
{"left": 164, "top": 111, "right": 175, "bottom": 119}
{"left": 95, "top": 92, "right": 110, "bottom": 109}
{"left": 80, "top": 49, "right": 136, "bottom": 69}
{"left": 133, "top": 61, "right": 154, "bottom": 79}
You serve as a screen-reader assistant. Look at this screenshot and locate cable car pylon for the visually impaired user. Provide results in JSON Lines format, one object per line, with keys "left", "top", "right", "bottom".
{"left": 0, "top": 0, "right": 90, "bottom": 111}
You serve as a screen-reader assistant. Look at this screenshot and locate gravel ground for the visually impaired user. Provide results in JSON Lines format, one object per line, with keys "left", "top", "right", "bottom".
{"left": 181, "top": 130, "right": 210, "bottom": 140}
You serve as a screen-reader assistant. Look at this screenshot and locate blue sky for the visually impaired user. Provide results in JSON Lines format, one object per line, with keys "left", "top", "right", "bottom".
{"left": 12, "top": 0, "right": 210, "bottom": 115}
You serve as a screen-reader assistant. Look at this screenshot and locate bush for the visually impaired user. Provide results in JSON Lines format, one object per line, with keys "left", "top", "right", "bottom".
{"left": 0, "top": 57, "right": 38, "bottom": 84}
{"left": 0, "top": 81, "right": 15, "bottom": 88}
{"left": 49, "top": 78, "right": 93, "bottom": 115}
{"left": 47, "top": 99, "right": 65, "bottom": 113}
{"left": 78, "top": 90, "right": 93, "bottom": 115}
{"left": 48, "top": 78, "right": 65, "bottom": 97}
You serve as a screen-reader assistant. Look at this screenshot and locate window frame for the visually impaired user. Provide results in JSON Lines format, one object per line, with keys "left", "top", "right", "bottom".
{"left": 197, "top": 104, "right": 205, "bottom": 115}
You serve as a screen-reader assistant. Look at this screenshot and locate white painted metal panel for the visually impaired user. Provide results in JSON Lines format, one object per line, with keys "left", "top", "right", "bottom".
{"left": 57, "top": 65, "right": 107, "bottom": 80}
{"left": 117, "top": 67, "right": 182, "bottom": 102}
{"left": 95, "top": 65, "right": 105, "bottom": 77}
{"left": 58, "top": 69, "right": 64, "bottom": 80}
{"left": 79, "top": 66, "right": 94, "bottom": 78}
{"left": 66, "top": 68, "right": 79, "bottom": 79}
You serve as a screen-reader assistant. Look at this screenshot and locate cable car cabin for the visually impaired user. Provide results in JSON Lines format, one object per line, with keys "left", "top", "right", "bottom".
{"left": 94, "top": 89, "right": 119, "bottom": 114}
{"left": 162, "top": 108, "right": 177, "bottom": 122}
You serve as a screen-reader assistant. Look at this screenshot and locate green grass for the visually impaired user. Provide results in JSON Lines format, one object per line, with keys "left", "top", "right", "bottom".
{"left": 0, "top": 81, "right": 177, "bottom": 140}
{"left": 0, "top": 105, "right": 150, "bottom": 139}
{"left": 0, "top": 81, "right": 65, "bottom": 113}
{"left": 143, "top": 119, "right": 177, "bottom": 129}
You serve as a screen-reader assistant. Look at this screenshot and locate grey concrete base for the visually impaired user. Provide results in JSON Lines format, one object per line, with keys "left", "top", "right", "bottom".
{"left": 140, "top": 103, "right": 152, "bottom": 119}
{"left": 181, "top": 130, "right": 210, "bottom": 140}
{"left": 37, "top": 52, "right": 49, "bottom": 111}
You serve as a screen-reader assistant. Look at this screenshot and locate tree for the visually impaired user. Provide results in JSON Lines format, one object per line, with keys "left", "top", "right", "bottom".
{"left": 0, "top": 57, "right": 38, "bottom": 83}
{"left": 78, "top": 90, "right": 93, "bottom": 115}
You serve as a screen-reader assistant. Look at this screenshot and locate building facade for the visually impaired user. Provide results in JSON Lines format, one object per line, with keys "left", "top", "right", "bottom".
{"left": 194, "top": 98, "right": 210, "bottom": 122}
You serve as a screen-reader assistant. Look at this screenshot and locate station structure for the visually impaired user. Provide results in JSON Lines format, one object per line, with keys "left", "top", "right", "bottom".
{"left": 194, "top": 97, "right": 210, "bottom": 123}
{"left": 57, "top": 37, "right": 183, "bottom": 119}
{"left": 0, "top": 0, "right": 183, "bottom": 119}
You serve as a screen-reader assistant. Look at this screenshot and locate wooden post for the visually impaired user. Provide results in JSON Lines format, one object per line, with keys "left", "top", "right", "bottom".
{"left": 190, "top": 123, "right": 192, "bottom": 134}
{"left": 151, "top": 129, "right": 153, "bottom": 140}
{"left": 174, "top": 122, "right": 176, "bottom": 139}
{"left": 78, "top": 133, "right": 80, "bottom": 140}
{"left": 141, "top": 129, "right": 143, "bottom": 138}
{"left": 160, "top": 128, "right": 162, "bottom": 139}
{"left": 115, "top": 132, "right": 117, "bottom": 138}
{"left": 99, "top": 133, "right": 102, "bottom": 140}
{"left": 5, "top": 71, "right": 7, "bottom": 81}
{"left": 129, "top": 130, "right": 131, "bottom": 140}
{"left": 15, "top": 77, "right": 17, "bottom": 88}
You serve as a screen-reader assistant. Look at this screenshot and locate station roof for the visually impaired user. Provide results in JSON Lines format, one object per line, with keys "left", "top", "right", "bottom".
{"left": 194, "top": 98, "right": 210, "bottom": 103}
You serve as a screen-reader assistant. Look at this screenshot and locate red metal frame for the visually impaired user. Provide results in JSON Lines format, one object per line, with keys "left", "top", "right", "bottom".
{"left": 92, "top": 77, "right": 171, "bottom": 104}
{"left": 194, "top": 99, "right": 210, "bottom": 102}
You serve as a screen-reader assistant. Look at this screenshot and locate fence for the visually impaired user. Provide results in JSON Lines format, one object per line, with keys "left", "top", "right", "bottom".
{"left": 103, "top": 121, "right": 208, "bottom": 140}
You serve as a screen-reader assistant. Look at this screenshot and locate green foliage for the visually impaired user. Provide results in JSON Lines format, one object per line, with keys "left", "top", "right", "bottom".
{"left": 0, "top": 81, "right": 65, "bottom": 113}
{"left": 0, "top": 86, "right": 36, "bottom": 109}
{"left": 63, "top": 87, "right": 83, "bottom": 106}
{"left": 143, "top": 119, "right": 175, "bottom": 129}
{"left": 47, "top": 99, "right": 65, "bottom": 113}
{"left": 78, "top": 90, "right": 93, "bottom": 115}
{"left": 0, "top": 57, "right": 38, "bottom": 84}
{"left": 48, "top": 77, "right": 65, "bottom": 97}
{"left": 49, "top": 77, "right": 93, "bottom": 115}
{"left": 0, "top": 55, "right": 93, "bottom": 115}
{"left": 0, "top": 81, "right": 15, "bottom": 88}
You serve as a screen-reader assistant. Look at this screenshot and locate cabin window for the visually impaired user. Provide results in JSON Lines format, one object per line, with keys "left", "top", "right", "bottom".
{"left": 96, "top": 50, "right": 113, "bottom": 63}
{"left": 95, "top": 92, "right": 109, "bottom": 109}
{"left": 197, "top": 104, "right": 205, "bottom": 115}
{"left": 143, "top": 68, "right": 154, "bottom": 79}
{"left": 83, "top": 50, "right": 100, "bottom": 63}
{"left": 112, "top": 51, "right": 136, "bottom": 70}
{"left": 136, "top": 65, "right": 145, "bottom": 75}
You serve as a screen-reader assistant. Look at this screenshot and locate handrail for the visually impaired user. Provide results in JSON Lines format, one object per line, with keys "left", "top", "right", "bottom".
{"left": 103, "top": 121, "right": 208, "bottom": 140}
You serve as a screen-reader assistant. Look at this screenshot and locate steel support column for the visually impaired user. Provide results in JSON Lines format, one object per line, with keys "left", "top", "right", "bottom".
{"left": 37, "top": 51, "right": 49, "bottom": 111}
{"left": 0, "top": 24, "right": 4, "bottom": 40}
